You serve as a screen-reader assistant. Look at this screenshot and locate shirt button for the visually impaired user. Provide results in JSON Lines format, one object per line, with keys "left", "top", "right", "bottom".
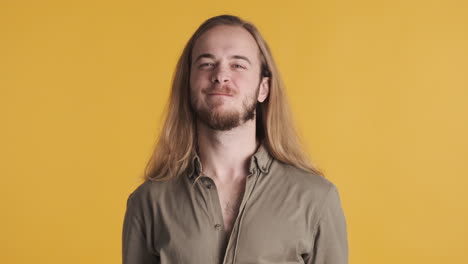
{"left": 214, "top": 224, "right": 222, "bottom": 230}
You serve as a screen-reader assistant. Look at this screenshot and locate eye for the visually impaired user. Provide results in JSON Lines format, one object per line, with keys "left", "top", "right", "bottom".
{"left": 200, "top": 62, "right": 215, "bottom": 68}
{"left": 233, "top": 64, "right": 246, "bottom": 69}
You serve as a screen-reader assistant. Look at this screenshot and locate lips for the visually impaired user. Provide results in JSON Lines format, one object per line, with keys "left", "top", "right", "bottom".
{"left": 207, "top": 93, "right": 232, "bottom": 96}
{"left": 204, "top": 85, "right": 235, "bottom": 96}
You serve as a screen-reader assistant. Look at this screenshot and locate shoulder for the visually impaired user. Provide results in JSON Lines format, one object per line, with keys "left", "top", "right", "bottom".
{"left": 271, "top": 160, "right": 339, "bottom": 203}
{"left": 126, "top": 178, "right": 178, "bottom": 207}
{"left": 272, "top": 160, "right": 345, "bottom": 224}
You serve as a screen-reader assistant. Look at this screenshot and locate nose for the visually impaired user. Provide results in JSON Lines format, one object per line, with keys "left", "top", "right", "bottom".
{"left": 211, "top": 64, "right": 230, "bottom": 84}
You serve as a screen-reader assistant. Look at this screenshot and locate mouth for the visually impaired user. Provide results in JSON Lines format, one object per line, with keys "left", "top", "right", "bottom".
{"left": 207, "top": 93, "right": 233, "bottom": 97}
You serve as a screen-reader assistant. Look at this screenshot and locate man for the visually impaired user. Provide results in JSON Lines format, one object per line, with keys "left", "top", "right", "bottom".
{"left": 123, "top": 15, "right": 348, "bottom": 264}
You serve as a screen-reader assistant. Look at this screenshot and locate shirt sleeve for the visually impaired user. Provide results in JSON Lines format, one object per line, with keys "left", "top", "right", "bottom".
{"left": 307, "top": 183, "right": 349, "bottom": 264}
{"left": 122, "top": 193, "right": 160, "bottom": 264}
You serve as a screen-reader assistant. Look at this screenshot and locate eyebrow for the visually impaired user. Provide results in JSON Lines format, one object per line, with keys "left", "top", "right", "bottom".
{"left": 193, "top": 53, "right": 252, "bottom": 65}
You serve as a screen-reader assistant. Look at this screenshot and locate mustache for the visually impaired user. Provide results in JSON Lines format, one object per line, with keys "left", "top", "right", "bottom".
{"left": 203, "top": 85, "right": 236, "bottom": 95}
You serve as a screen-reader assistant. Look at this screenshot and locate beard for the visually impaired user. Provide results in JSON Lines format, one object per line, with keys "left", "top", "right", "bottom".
{"left": 191, "top": 86, "right": 259, "bottom": 131}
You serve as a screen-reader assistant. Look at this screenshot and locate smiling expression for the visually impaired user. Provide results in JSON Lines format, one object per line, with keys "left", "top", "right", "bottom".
{"left": 189, "top": 25, "right": 269, "bottom": 130}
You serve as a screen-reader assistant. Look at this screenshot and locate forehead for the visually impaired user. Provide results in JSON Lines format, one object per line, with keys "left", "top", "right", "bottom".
{"left": 192, "top": 25, "right": 260, "bottom": 62}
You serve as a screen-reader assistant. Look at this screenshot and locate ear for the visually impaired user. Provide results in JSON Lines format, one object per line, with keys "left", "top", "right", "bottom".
{"left": 257, "top": 77, "right": 270, "bottom": 103}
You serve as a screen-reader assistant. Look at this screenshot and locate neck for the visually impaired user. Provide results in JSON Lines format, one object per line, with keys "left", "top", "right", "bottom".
{"left": 196, "top": 119, "right": 259, "bottom": 183}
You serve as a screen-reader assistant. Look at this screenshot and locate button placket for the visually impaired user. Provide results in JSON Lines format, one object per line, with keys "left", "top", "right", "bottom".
{"left": 222, "top": 168, "right": 261, "bottom": 264}
{"left": 203, "top": 177, "right": 224, "bottom": 234}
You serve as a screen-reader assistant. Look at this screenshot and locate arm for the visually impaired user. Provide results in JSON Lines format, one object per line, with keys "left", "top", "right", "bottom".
{"left": 122, "top": 193, "right": 160, "bottom": 264}
{"left": 306, "top": 183, "right": 349, "bottom": 264}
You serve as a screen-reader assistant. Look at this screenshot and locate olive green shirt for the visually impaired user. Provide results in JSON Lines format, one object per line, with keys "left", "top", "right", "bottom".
{"left": 122, "top": 143, "right": 348, "bottom": 263}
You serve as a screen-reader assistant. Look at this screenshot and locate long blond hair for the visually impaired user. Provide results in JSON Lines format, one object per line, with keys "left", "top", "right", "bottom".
{"left": 143, "top": 15, "right": 324, "bottom": 182}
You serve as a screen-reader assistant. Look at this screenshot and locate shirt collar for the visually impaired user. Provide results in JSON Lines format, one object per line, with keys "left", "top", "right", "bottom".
{"left": 187, "top": 141, "right": 273, "bottom": 180}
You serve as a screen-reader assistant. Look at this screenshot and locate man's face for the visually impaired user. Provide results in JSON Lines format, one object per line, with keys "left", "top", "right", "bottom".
{"left": 189, "top": 25, "right": 269, "bottom": 131}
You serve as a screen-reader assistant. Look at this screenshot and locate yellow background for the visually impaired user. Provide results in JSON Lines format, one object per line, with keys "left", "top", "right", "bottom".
{"left": 1, "top": 0, "right": 467, "bottom": 263}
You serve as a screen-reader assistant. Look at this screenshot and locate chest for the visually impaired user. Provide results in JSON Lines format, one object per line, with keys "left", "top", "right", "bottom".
{"left": 214, "top": 178, "right": 247, "bottom": 234}
{"left": 153, "top": 172, "right": 313, "bottom": 263}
